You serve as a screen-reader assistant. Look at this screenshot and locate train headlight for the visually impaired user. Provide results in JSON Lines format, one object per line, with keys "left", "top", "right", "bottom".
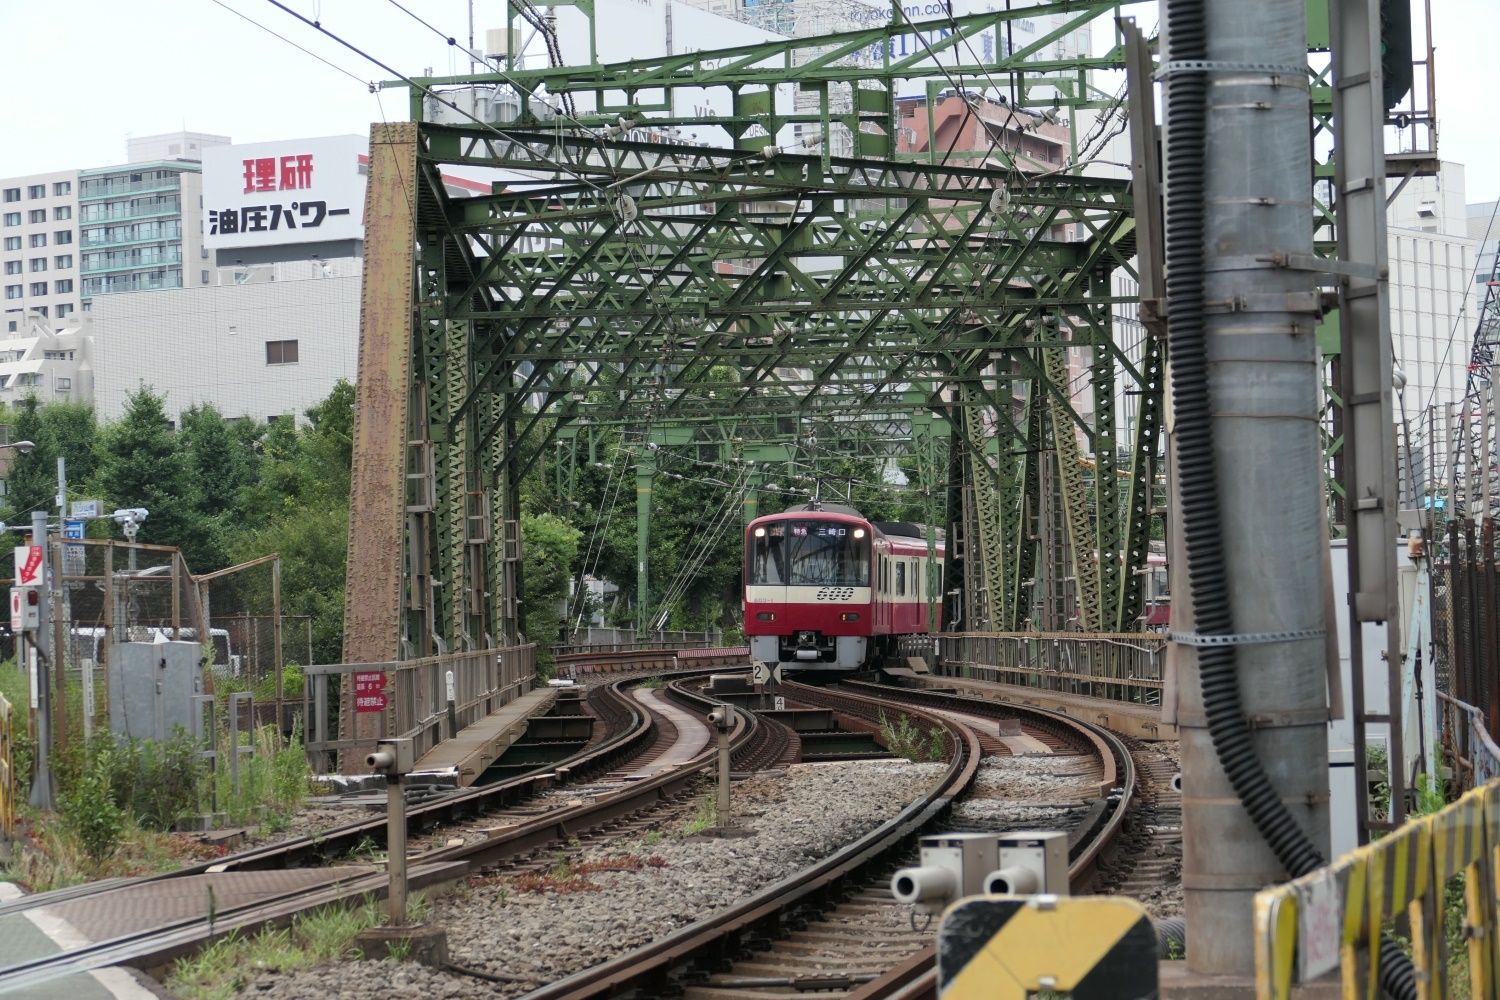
{"left": 757, "top": 611, "right": 776, "bottom": 622}
{"left": 853, "top": 528, "right": 865, "bottom": 539}
{"left": 841, "top": 612, "right": 860, "bottom": 622}
{"left": 753, "top": 527, "right": 766, "bottom": 537}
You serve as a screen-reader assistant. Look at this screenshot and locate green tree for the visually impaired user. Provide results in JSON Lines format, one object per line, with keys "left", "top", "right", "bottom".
{"left": 47, "top": 402, "right": 100, "bottom": 493}
{"left": 3, "top": 396, "right": 54, "bottom": 520}
{"left": 226, "top": 382, "right": 356, "bottom": 663}
{"left": 180, "top": 404, "right": 259, "bottom": 518}
{"left": 94, "top": 386, "right": 211, "bottom": 566}
{"left": 521, "top": 511, "right": 581, "bottom": 670}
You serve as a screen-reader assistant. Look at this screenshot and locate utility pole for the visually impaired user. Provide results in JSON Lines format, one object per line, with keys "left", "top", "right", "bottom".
{"left": 635, "top": 448, "right": 655, "bottom": 636}
{"left": 1164, "top": 0, "right": 1330, "bottom": 977}
{"left": 26, "top": 510, "right": 54, "bottom": 811}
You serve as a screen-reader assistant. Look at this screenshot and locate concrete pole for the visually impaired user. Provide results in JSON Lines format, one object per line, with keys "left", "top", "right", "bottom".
{"left": 635, "top": 451, "right": 655, "bottom": 635}
{"left": 1168, "top": 0, "right": 1330, "bottom": 976}
{"left": 27, "top": 510, "right": 54, "bottom": 811}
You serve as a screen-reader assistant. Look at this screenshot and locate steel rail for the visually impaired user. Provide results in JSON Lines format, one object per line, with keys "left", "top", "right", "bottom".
{"left": 516, "top": 681, "right": 983, "bottom": 1000}
{"left": 837, "top": 679, "right": 1141, "bottom": 1000}
{"left": 0, "top": 667, "right": 751, "bottom": 985}
{"left": 0, "top": 671, "right": 665, "bottom": 926}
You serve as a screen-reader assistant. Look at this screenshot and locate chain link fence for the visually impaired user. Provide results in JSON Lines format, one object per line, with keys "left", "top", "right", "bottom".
{"left": 1430, "top": 516, "right": 1500, "bottom": 787}
{"left": 5, "top": 539, "right": 307, "bottom": 749}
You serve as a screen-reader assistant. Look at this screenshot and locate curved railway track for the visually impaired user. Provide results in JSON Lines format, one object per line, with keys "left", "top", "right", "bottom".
{"left": 0, "top": 669, "right": 781, "bottom": 991}
{"left": 515, "top": 675, "right": 1136, "bottom": 1000}
{"left": 0, "top": 662, "right": 1175, "bottom": 999}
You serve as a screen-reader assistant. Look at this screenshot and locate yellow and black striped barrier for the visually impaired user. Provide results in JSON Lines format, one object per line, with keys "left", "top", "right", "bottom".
{"left": 937, "top": 895, "right": 1158, "bottom": 998}
{"left": 1255, "top": 781, "right": 1500, "bottom": 999}
{"left": 0, "top": 692, "right": 14, "bottom": 843}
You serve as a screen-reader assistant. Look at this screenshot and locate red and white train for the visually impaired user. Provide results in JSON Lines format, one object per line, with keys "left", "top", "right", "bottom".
{"left": 743, "top": 504, "right": 945, "bottom": 672}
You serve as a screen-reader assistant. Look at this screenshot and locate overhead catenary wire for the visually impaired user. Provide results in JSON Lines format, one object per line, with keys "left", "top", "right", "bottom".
{"left": 569, "top": 440, "right": 634, "bottom": 631}
{"left": 1420, "top": 196, "right": 1500, "bottom": 415}
{"left": 259, "top": 0, "right": 610, "bottom": 198}
{"left": 208, "top": 0, "right": 372, "bottom": 87}
{"left": 649, "top": 466, "right": 749, "bottom": 630}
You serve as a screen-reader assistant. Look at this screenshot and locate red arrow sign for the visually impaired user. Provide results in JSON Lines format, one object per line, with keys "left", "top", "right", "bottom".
{"left": 13, "top": 545, "right": 42, "bottom": 586}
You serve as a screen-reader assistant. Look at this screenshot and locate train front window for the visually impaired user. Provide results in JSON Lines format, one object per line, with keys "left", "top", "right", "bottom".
{"left": 750, "top": 520, "right": 870, "bottom": 586}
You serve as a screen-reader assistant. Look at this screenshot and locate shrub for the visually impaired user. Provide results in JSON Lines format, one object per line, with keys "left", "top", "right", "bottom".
{"left": 61, "top": 770, "right": 124, "bottom": 864}
{"left": 99, "top": 731, "right": 202, "bottom": 830}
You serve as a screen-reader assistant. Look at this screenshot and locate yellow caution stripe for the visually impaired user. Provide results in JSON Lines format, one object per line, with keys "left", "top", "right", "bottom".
{"left": 938, "top": 895, "right": 1157, "bottom": 999}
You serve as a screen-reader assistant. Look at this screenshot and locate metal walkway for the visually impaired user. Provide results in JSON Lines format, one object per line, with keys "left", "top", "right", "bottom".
{"left": 410, "top": 686, "right": 558, "bottom": 785}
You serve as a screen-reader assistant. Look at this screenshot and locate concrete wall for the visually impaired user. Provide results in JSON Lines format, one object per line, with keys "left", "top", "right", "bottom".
{"left": 91, "top": 273, "right": 359, "bottom": 424}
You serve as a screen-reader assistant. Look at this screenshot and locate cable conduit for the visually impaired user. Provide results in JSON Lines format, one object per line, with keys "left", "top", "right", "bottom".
{"left": 1162, "top": 0, "right": 1414, "bottom": 992}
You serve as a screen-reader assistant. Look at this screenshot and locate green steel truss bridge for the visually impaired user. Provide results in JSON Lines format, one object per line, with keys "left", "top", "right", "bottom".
{"left": 341, "top": 2, "right": 1165, "bottom": 665}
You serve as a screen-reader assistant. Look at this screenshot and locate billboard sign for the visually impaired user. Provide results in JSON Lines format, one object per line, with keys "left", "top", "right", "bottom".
{"left": 202, "top": 134, "right": 366, "bottom": 252}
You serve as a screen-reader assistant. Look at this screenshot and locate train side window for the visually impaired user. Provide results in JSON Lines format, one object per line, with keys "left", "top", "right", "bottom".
{"left": 896, "top": 562, "right": 906, "bottom": 596}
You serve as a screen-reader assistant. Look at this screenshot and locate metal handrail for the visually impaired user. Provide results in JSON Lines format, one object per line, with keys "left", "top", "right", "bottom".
{"left": 1437, "top": 691, "right": 1500, "bottom": 787}
{"left": 935, "top": 630, "right": 1165, "bottom": 705}
{"left": 302, "top": 643, "right": 536, "bottom": 770}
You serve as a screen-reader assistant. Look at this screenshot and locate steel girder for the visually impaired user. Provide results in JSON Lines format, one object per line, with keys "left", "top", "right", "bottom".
{"left": 346, "top": 7, "right": 1164, "bottom": 659}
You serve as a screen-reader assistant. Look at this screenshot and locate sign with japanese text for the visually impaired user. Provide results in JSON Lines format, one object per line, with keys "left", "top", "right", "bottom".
{"left": 12, "top": 545, "right": 42, "bottom": 586}
{"left": 353, "top": 670, "right": 387, "bottom": 713}
{"left": 202, "top": 134, "right": 366, "bottom": 251}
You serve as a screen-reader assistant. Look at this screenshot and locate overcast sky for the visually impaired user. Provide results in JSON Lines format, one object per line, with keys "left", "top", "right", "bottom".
{"left": 1, "top": 0, "right": 1494, "bottom": 204}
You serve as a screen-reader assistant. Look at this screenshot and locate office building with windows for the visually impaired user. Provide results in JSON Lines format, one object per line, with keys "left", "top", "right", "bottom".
{"left": 0, "top": 170, "right": 81, "bottom": 331}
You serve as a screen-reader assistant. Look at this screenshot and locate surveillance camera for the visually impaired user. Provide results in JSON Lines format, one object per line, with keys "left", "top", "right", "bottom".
{"left": 706, "top": 706, "right": 732, "bottom": 730}
{"left": 111, "top": 508, "right": 148, "bottom": 524}
{"left": 367, "top": 749, "right": 396, "bottom": 772}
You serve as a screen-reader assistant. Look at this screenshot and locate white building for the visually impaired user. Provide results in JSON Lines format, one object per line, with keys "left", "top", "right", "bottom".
{"left": 4, "top": 132, "right": 233, "bottom": 329}
{"left": 1, "top": 170, "right": 81, "bottom": 330}
{"left": 126, "top": 131, "right": 230, "bottom": 165}
{"left": 79, "top": 158, "right": 210, "bottom": 306}
{"left": 0, "top": 312, "right": 94, "bottom": 406}
{"left": 1386, "top": 162, "right": 1477, "bottom": 415}
{"left": 91, "top": 274, "right": 359, "bottom": 424}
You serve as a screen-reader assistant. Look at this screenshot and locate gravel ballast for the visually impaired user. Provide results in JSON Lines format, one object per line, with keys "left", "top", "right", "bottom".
{"left": 245, "top": 757, "right": 946, "bottom": 999}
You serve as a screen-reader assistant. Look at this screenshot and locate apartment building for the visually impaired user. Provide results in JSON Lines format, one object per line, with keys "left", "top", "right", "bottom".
{"left": 0, "top": 170, "right": 81, "bottom": 331}
{"left": 78, "top": 160, "right": 210, "bottom": 304}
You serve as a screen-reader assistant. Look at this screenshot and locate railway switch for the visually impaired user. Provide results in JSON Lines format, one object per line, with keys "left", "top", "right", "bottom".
{"left": 892, "top": 833, "right": 1000, "bottom": 914}
{"left": 984, "top": 831, "right": 1069, "bottom": 896}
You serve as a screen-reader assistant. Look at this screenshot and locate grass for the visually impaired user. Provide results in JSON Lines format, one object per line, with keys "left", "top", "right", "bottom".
{"left": 4, "top": 816, "right": 232, "bottom": 893}
{"left": 877, "top": 710, "right": 946, "bottom": 763}
{"left": 636, "top": 676, "right": 664, "bottom": 689}
{"left": 680, "top": 788, "right": 719, "bottom": 836}
{"left": 473, "top": 854, "right": 668, "bottom": 895}
{"left": 0, "top": 695, "right": 314, "bottom": 891}
{"left": 168, "top": 895, "right": 432, "bottom": 999}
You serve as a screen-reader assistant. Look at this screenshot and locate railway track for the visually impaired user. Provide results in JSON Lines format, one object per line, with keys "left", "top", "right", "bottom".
{"left": 0, "top": 663, "right": 1177, "bottom": 999}
{"left": 0, "top": 668, "right": 782, "bottom": 991}
{"left": 513, "top": 676, "right": 1131, "bottom": 1000}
